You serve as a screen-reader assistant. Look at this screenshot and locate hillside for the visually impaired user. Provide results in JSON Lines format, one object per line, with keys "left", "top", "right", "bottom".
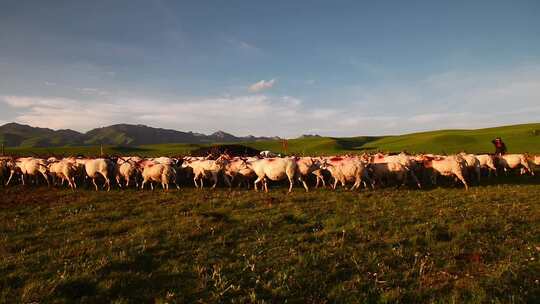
{"left": 245, "top": 123, "right": 540, "bottom": 155}
{"left": 0, "top": 123, "right": 278, "bottom": 147}
{"left": 358, "top": 123, "right": 540, "bottom": 154}
{"left": 2, "top": 122, "right": 539, "bottom": 155}
{"left": 83, "top": 124, "right": 203, "bottom": 145}
{"left": 0, "top": 123, "right": 84, "bottom": 147}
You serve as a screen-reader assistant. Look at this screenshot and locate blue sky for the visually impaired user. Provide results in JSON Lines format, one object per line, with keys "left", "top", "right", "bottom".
{"left": 1, "top": 0, "right": 539, "bottom": 136}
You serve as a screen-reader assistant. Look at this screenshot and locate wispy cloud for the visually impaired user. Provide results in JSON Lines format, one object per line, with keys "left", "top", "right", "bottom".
{"left": 0, "top": 93, "right": 391, "bottom": 136}
{"left": 248, "top": 79, "right": 276, "bottom": 92}
{"left": 78, "top": 87, "right": 110, "bottom": 96}
{"left": 0, "top": 94, "right": 287, "bottom": 134}
{"left": 2, "top": 96, "right": 73, "bottom": 108}
{"left": 225, "top": 37, "right": 262, "bottom": 54}
{"left": 237, "top": 40, "right": 258, "bottom": 51}
{"left": 1, "top": 65, "right": 539, "bottom": 137}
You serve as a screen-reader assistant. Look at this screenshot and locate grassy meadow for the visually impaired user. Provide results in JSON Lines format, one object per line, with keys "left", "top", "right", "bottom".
{"left": 1, "top": 175, "right": 540, "bottom": 303}
{"left": 1, "top": 122, "right": 540, "bottom": 302}
{"left": 3, "top": 123, "right": 540, "bottom": 157}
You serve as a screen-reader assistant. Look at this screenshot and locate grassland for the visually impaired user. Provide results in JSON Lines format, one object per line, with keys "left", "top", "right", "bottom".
{"left": 1, "top": 176, "right": 540, "bottom": 303}
{"left": 3, "top": 123, "right": 540, "bottom": 156}
{"left": 245, "top": 123, "right": 540, "bottom": 155}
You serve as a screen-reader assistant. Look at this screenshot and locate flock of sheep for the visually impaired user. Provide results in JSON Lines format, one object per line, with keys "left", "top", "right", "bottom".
{"left": 0, "top": 152, "right": 538, "bottom": 192}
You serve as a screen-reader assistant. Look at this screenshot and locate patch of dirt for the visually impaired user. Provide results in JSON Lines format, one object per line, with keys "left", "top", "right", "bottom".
{"left": 190, "top": 144, "right": 260, "bottom": 157}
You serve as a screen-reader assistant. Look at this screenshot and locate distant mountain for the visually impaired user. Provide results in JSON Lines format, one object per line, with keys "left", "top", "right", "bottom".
{"left": 0, "top": 123, "right": 84, "bottom": 147}
{"left": 83, "top": 124, "right": 202, "bottom": 146}
{"left": 299, "top": 134, "right": 322, "bottom": 138}
{"left": 0, "top": 123, "right": 280, "bottom": 147}
{"left": 208, "top": 130, "right": 239, "bottom": 143}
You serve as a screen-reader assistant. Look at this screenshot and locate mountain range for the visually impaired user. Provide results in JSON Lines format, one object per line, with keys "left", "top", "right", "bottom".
{"left": 0, "top": 123, "right": 281, "bottom": 147}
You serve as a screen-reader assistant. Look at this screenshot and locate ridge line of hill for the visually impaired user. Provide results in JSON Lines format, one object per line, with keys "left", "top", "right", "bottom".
{"left": 0, "top": 122, "right": 280, "bottom": 147}
{"left": 1, "top": 122, "right": 539, "bottom": 154}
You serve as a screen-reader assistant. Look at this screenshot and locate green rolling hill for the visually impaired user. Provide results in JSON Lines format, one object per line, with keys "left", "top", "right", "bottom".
{"left": 243, "top": 123, "right": 540, "bottom": 155}
{"left": 2, "top": 123, "right": 539, "bottom": 156}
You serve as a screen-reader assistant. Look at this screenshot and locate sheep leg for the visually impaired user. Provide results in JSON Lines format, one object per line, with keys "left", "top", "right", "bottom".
{"left": 92, "top": 178, "right": 99, "bottom": 191}
{"left": 350, "top": 177, "right": 361, "bottom": 190}
{"left": 211, "top": 173, "right": 218, "bottom": 189}
{"left": 409, "top": 171, "right": 421, "bottom": 189}
{"left": 98, "top": 172, "right": 110, "bottom": 191}
{"left": 141, "top": 179, "right": 147, "bottom": 190}
{"left": 42, "top": 172, "right": 50, "bottom": 187}
{"left": 524, "top": 162, "right": 534, "bottom": 176}
{"left": 6, "top": 171, "right": 15, "bottom": 186}
{"left": 287, "top": 176, "right": 293, "bottom": 193}
{"left": 253, "top": 176, "right": 263, "bottom": 192}
{"left": 193, "top": 175, "right": 199, "bottom": 188}
{"left": 69, "top": 177, "right": 75, "bottom": 190}
{"left": 364, "top": 175, "right": 375, "bottom": 190}
{"left": 298, "top": 176, "right": 309, "bottom": 192}
{"left": 264, "top": 178, "right": 270, "bottom": 193}
{"left": 455, "top": 173, "right": 468, "bottom": 190}
{"left": 314, "top": 172, "right": 325, "bottom": 188}
{"left": 398, "top": 172, "right": 407, "bottom": 189}
{"left": 224, "top": 174, "right": 232, "bottom": 188}
{"left": 332, "top": 178, "right": 339, "bottom": 190}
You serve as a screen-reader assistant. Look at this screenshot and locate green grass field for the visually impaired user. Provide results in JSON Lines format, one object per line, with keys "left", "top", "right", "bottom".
{"left": 4, "top": 123, "right": 540, "bottom": 156}
{"left": 1, "top": 176, "right": 539, "bottom": 303}
{"left": 245, "top": 123, "right": 540, "bottom": 155}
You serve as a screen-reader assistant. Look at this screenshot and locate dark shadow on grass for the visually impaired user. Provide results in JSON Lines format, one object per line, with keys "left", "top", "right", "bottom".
{"left": 94, "top": 248, "right": 198, "bottom": 302}
{"left": 110, "top": 146, "right": 151, "bottom": 154}
{"left": 412, "top": 170, "right": 540, "bottom": 191}
{"left": 53, "top": 278, "right": 97, "bottom": 300}
{"left": 197, "top": 210, "right": 233, "bottom": 223}
{"left": 333, "top": 136, "right": 381, "bottom": 151}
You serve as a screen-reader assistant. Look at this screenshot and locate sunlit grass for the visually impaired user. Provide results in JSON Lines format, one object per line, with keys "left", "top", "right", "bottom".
{"left": 5, "top": 123, "right": 540, "bottom": 156}
{"left": 1, "top": 176, "right": 539, "bottom": 302}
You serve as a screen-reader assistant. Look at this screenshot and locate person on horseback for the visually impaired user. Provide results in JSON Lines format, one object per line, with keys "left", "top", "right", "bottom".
{"left": 491, "top": 137, "right": 507, "bottom": 155}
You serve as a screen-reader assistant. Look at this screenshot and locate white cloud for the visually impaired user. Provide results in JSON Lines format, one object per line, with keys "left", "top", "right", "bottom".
{"left": 238, "top": 41, "right": 258, "bottom": 51}
{"left": 0, "top": 94, "right": 296, "bottom": 135}
{"left": 0, "top": 93, "right": 396, "bottom": 136}
{"left": 225, "top": 37, "right": 262, "bottom": 54}
{"left": 248, "top": 79, "right": 276, "bottom": 92}
{"left": 1, "top": 64, "right": 539, "bottom": 137}
{"left": 78, "top": 87, "right": 110, "bottom": 96}
{"left": 2, "top": 96, "right": 73, "bottom": 108}
{"left": 339, "top": 64, "right": 540, "bottom": 133}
